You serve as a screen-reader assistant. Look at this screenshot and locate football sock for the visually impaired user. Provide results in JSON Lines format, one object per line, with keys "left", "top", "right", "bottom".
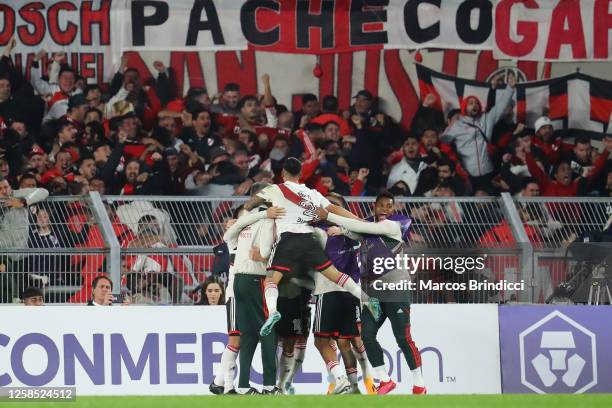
{"left": 327, "top": 360, "right": 345, "bottom": 381}
{"left": 277, "top": 351, "right": 294, "bottom": 389}
{"left": 346, "top": 367, "right": 359, "bottom": 385}
{"left": 288, "top": 340, "right": 307, "bottom": 384}
{"left": 264, "top": 282, "right": 279, "bottom": 314}
{"left": 222, "top": 344, "right": 239, "bottom": 393}
{"left": 412, "top": 367, "right": 425, "bottom": 387}
{"left": 353, "top": 344, "right": 373, "bottom": 378}
{"left": 373, "top": 365, "right": 391, "bottom": 382}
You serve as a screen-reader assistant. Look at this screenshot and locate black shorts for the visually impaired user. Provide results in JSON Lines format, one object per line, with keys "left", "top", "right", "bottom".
{"left": 268, "top": 232, "right": 331, "bottom": 276}
{"left": 226, "top": 298, "right": 240, "bottom": 336}
{"left": 276, "top": 289, "right": 312, "bottom": 338}
{"left": 313, "top": 291, "right": 360, "bottom": 339}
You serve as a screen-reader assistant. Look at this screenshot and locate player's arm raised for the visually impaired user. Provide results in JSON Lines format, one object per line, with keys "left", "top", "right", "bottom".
{"left": 223, "top": 207, "right": 285, "bottom": 245}
{"left": 326, "top": 203, "right": 361, "bottom": 220}
{"left": 316, "top": 206, "right": 402, "bottom": 241}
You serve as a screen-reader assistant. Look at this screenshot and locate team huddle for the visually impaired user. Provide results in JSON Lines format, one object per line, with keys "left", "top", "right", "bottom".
{"left": 209, "top": 157, "right": 426, "bottom": 395}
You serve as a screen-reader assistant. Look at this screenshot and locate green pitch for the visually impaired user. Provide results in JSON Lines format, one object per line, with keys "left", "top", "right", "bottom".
{"left": 2, "top": 395, "right": 612, "bottom": 408}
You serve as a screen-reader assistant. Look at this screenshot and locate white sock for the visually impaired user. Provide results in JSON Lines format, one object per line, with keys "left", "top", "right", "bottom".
{"left": 288, "top": 341, "right": 306, "bottom": 384}
{"left": 412, "top": 367, "right": 425, "bottom": 387}
{"left": 353, "top": 344, "right": 373, "bottom": 378}
{"left": 222, "top": 345, "right": 239, "bottom": 393}
{"left": 263, "top": 385, "right": 275, "bottom": 391}
{"left": 327, "top": 360, "right": 345, "bottom": 381}
{"left": 373, "top": 365, "right": 390, "bottom": 382}
{"left": 277, "top": 351, "right": 294, "bottom": 388}
{"left": 346, "top": 367, "right": 359, "bottom": 385}
{"left": 213, "top": 355, "right": 225, "bottom": 386}
{"left": 335, "top": 273, "right": 367, "bottom": 301}
{"left": 264, "top": 282, "right": 279, "bottom": 314}
{"left": 326, "top": 367, "right": 335, "bottom": 384}
{"left": 214, "top": 344, "right": 238, "bottom": 386}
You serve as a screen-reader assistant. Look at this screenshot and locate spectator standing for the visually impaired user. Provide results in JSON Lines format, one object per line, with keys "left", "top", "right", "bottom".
{"left": 211, "top": 83, "right": 241, "bottom": 116}
{"left": 387, "top": 136, "right": 428, "bottom": 195}
{"left": 0, "top": 177, "right": 48, "bottom": 302}
{"left": 441, "top": 73, "right": 516, "bottom": 191}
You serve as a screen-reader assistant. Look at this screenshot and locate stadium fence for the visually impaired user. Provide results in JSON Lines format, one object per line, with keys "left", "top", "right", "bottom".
{"left": 1, "top": 192, "right": 610, "bottom": 304}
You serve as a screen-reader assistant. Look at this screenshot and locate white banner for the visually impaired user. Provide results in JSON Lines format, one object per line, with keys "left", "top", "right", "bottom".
{"left": 0, "top": 305, "right": 501, "bottom": 395}
{"left": 3, "top": 1, "right": 612, "bottom": 65}
{"left": 493, "top": 0, "right": 612, "bottom": 61}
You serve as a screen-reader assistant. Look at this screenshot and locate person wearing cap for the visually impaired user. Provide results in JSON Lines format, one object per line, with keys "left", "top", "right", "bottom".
{"left": 63, "top": 93, "right": 88, "bottom": 133}
{"left": 163, "top": 146, "right": 189, "bottom": 195}
{"left": 20, "top": 287, "right": 44, "bottom": 306}
{"left": 350, "top": 90, "right": 377, "bottom": 120}
{"left": 530, "top": 116, "right": 573, "bottom": 165}
{"left": 441, "top": 73, "right": 517, "bottom": 192}
{"left": 0, "top": 175, "right": 49, "bottom": 303}
{"left": 27, "top": 146, "right": 48, "bottom": 176}
{"left": 92, "top": 132, "right": 128, "bottom": 193}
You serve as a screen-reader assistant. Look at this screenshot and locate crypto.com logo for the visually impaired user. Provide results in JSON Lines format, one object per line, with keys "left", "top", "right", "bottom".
{"left": 519, "top": 311, "right": 597, "bottom": 394}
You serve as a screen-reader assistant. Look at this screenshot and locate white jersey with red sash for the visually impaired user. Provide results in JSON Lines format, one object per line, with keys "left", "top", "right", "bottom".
{"left": 257, "top": 181, "right": 331, "bottom": 235}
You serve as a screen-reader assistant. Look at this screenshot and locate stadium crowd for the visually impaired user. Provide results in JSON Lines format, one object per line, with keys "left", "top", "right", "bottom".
{"left": 1, "top": 36, "right": 612, "bottom": 304}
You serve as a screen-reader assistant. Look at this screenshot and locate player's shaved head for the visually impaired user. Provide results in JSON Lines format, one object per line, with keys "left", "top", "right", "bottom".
{"left": 282, "top": 157, "right": 302, "bottom": 177}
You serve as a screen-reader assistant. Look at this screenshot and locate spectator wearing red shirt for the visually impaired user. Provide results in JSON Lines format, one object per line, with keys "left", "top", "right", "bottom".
{"left": 525, "top": 147, "right": 610, "bottom": 196}
{"left": 311, "top": 95, "right": 351, "bottom": 137}
{"left": 530, "top": 116, "right": 574, "bottom": 165}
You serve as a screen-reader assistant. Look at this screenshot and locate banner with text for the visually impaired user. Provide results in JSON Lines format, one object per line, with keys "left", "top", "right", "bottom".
{"left": 493, "top": 0, "right": 612, "bottom": 62}
{"left": 1, "top": 1, "right": 612, "bottom": 61}
{"left": 0, "top": 305, "right": 501, "bottom": 395}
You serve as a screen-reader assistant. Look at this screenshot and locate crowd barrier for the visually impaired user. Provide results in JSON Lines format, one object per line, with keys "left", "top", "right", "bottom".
{"left": 1, "top": 192, "right": 611, "bottom": 304}
{"left": 0, "top": 305, "right": 609, "bottom": 394}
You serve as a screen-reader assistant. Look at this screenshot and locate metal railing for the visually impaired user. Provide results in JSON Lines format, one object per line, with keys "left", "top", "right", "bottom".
{"left": 0, "top": 195, "right": 108, "bottom": 303}
{"left": 515, "top": 197, "right": 612, "bottom": 304}
{"left": 1, "top": 192, "right": 610, "bottom": 305}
